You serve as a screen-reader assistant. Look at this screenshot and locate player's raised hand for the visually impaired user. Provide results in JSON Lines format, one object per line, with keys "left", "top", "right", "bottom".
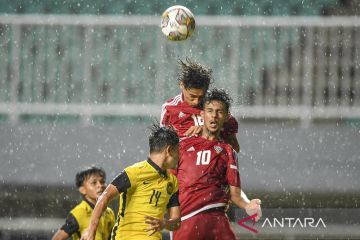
{"left": 144, "top": 216, "right": 164, "bottom": 236}
{"left": 185, "top": 125, "right": 203, "bottom": 137}
{"left": 245, "top": 199, "right": 262, "bottom": 221}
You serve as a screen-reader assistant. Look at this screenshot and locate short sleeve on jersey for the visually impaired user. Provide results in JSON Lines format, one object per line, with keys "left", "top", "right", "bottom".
{"left": 160, "top": 104, "right": 170, "bottom": 127}
{"left": 111, "top": 171, "right": 131, "bottom": 193}
{"left": 222, "top": 115, "right": 238, "bottom": 137}
{"left": 166, "top": 191, "right": 180, "bottom": 208}
{"left": 61, "top": 213, "right": 79, "bottom": 235}
{"left": 227, "top": 148, "right": 241, "bottom": 188}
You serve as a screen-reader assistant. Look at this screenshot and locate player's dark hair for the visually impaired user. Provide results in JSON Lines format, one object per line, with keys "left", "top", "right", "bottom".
{"left": 202, "top": 88, "right": 232, "bottom": 113}
{"left": 148, "top": 124, "right": 179, "bottom": 153}
{"left": 178, "top": 57, "right": 213, "bottom": 90}
{"left": 75, "top": 166, "right": 106, "bottom": 188}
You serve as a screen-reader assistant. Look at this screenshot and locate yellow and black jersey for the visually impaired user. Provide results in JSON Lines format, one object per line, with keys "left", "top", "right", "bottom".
{"left": 61, "top": 198, "right": 115, "bottom": 240}
{"left": 111, "top": 158, "right": 179, "bottom": 240}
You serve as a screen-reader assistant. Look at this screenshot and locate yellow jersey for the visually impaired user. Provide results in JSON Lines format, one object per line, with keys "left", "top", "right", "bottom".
{"left": 110, "top": 158, "right": 179, "bottom": 240}
{"left": 61, "top": 199, "right": 115, "bottom": 240}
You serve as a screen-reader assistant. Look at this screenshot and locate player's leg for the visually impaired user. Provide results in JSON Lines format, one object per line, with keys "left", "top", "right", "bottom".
{"left": 172, "top": 209, "right": 236, "bottom": 240}
{"left": 192, "top": 210, "right": 236, "bottom": 240}
{"left": 209, "top": 211, "right": 237, "bottom": 240}
{"left": 172, "top": 213, "right": 208, "bottom": 240}
{"left": 171, "top": 215, "right": 202, "bottom": 240}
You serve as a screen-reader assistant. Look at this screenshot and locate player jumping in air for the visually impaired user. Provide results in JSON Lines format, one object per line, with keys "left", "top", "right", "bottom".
{"left": 172, "top": 88, "right": 262, "bottom": 240}
{"left": 80, "top": 125, "right": 181, "bottom": 240}
{"left": 160, "top": 58, "right": 240, "bottom": 152}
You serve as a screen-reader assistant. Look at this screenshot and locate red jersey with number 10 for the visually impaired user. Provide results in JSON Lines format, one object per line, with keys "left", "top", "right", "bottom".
{"left": 160, "top": 94, "right": 238, "bottom": 138}
{"left": 174, "top": 136, "right": 241, "bottom": 220}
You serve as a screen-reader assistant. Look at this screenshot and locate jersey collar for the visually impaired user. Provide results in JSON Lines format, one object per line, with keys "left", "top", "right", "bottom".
{"left": 83, "top": 197, "right": 95, "bottom": 209}
{"left": 147, "top": 158, "right": 167, "bottom": 178}
{"left": 180, "top": 93, "right": 184, "bottom": 103}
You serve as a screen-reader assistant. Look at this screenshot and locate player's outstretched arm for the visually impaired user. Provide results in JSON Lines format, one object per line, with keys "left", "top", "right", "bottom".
{"left": 80, "top": 184, "right": 119, "bottom": 240}
{"left": 229, "top": 185, "right": 262, "bottom": 221}
{"left": 51, "top": 230, "right": 69, "bottom": 240}
{"left": 167, "top": 205, "right": 181, "bottom": 230}
{"left": 144, "top": 206, "right": 181, "bottom": 236}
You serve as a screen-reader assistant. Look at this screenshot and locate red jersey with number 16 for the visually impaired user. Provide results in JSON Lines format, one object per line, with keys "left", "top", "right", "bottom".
{"left": 160, "top": 94, "right": 238, "bottom": 138}
{"left": 174, "top": 136, "right": 241, "bottom": 220}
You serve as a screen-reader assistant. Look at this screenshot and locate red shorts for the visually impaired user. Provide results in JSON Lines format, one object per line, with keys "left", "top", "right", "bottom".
{"left": 172, "top": 208, "right": 237, "bottom": 240}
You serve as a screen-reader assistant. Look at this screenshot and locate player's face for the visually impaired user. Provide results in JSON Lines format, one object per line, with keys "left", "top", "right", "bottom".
{"left": 80, "top": 174, "right": 106, "bottom": 204}
{"left": 180, "top": 82, "right": 205, "bottom": 107}
{"left": 201, "top": 100, "right": 228, "bottom": 135}
{"left": 166, "top": 144, "right": 180, "bottom": 169}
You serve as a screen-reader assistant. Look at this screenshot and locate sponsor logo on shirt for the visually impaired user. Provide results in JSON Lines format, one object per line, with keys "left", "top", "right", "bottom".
{"left": 178, "top": 111, "right": 186, "bottom": 118}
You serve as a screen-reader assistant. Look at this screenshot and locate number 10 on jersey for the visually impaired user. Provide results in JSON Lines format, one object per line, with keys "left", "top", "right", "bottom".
{"left": 196, "top": 150, "right": 211, "bottom": 165}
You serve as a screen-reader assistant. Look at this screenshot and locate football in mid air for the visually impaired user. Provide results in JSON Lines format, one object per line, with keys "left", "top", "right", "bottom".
{"left": 160, "top": 5, "right": 195, "bottom": 41}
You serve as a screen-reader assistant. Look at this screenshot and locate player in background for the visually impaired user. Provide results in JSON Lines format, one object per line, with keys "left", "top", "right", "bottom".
{"left": 81, "top": 125, "right": 181, "bottom": 240}
{"left": 172, "top": 88, "right": 262, "bottom": 240}
{"left": 160, "top": 58, "right": 240, "bottom": 153}
{"left": 52, "top": 166, "right": 115, "bottom": 240}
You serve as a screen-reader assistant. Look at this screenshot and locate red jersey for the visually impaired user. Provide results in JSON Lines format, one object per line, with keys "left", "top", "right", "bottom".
{"left": 175, "top": 136, "right": 241, "bottom": 220}
{"left": 160, "top": 94, "right": 238, "bottom": 138}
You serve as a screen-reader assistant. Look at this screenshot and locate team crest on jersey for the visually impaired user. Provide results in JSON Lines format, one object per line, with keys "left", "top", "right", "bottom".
{"left": 167, "top": 182, "right": 174, "bottom": 194}
{"left": 178, "top": 111, "right": 185, "bottom": 118}
{"left": 214, "top": 145, "right": 223, "bottom": 153}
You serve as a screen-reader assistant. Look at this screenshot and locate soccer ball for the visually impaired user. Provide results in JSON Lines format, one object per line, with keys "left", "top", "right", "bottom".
{"left": 160, "top": 5, "right": 195, "bottom": 41}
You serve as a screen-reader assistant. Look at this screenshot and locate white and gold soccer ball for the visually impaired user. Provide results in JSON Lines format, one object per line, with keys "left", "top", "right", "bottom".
{"left": 160, "top": 5, "right": 195, "bottom": 41}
